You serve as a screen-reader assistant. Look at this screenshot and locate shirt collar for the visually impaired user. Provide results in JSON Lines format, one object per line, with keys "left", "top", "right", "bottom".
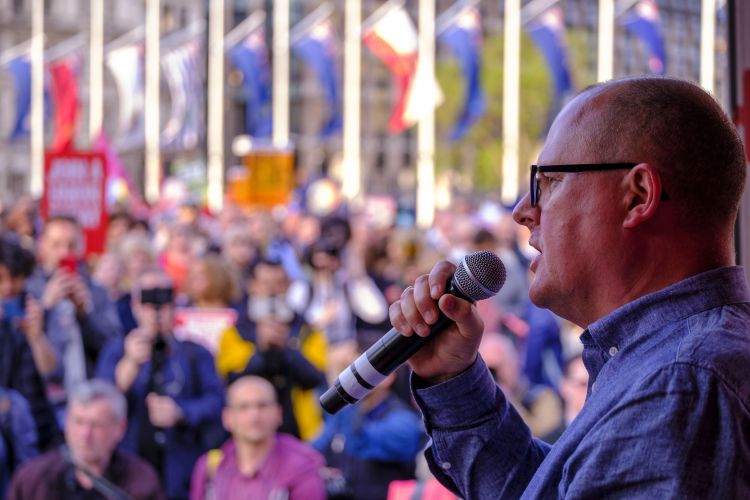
{"left": 586, "top": 266, "right": 750, "bottom": 353}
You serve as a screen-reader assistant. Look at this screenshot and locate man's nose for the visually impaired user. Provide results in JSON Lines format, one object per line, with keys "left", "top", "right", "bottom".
{"left": 512, "top": 192, "right": 535, "bottom": 228}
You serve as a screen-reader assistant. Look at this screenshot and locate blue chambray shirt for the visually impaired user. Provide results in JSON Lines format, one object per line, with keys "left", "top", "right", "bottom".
{"left": 413, "top": 266, "right": 750, "bottom": 499}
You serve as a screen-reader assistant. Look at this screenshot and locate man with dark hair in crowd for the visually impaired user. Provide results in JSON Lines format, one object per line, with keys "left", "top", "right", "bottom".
{"left": 8, "top": 379, "right": 163, "bottom": 500}
{"left": 0, "top": 239, "right": 60, "bottom": 450}
{"left": 390, "top": 77, "right": 750, "bottom": 497}
{"left": 190, "top": 376, "right": 325, "bottom": 500}
{"left": 26, "top": 215, "right": 121, "bottom": 422}
{"left": 96, "top": 268, "right": 223, "bottom": 500}
{"left": 217, "top": 257, "right": 326, "bottom": 441}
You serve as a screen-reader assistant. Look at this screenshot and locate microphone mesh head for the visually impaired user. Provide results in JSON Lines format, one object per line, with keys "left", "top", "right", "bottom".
{"left": 454, "top": 251, "right": 506, "bottom": 301}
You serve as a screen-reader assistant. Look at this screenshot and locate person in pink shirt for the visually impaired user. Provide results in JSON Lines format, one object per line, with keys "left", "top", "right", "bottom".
{"left": 189, "top": 376, "right": 325, "bottom": 500}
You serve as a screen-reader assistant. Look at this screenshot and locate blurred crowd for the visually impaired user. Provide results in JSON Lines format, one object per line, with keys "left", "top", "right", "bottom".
{"left": 0, "top": 186, "right": 588, "bottom": 500}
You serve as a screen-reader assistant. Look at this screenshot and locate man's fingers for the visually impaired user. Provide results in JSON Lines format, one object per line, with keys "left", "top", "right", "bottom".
{"left": 414, "top": 274, "right": 439, "bottom": 326}
{"left": 389, "top": 300, "right": 413, "bottom": 336}
{"left": 400, "top": 286, "right": 431, "bottom": 337}
{"left": 428, "top": 261, "right": 457, "bottom": 300}
{"left": 438, "top": 294, "right": 484, "bottom": 340}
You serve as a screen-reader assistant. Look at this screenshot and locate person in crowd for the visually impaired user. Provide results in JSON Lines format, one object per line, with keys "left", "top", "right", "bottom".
{"left": 216, "top": 258, "right": 326, "bottom": 441}
{"left": 299, "top": 236, "right": 388, "bottom": 345}
{"left": 105, "top": 211, "right": 134, "bottom": 254}
{"left": 95, "top": 268, "right": 224, "bottom": 500}
{"left": 389, "top": 77, "right": 750, "bottom": 497}
{"left": 92, "top": 253, "right": 125, "bottom": 303}
{"left": 26, "top": 215, "right": 122, "bottom": 422}
{"left": 2, "top": 197, "right": 38, "bottom": 250}
{"left": 159, "top": 223, "right": 205, "bottom": 297}
{"left": 220, "top": 222, "right": 257, "bottom": 287}
{"left": 7, "top": 379, "right": 163, "bottom": 500}
{"left": 544, "top": 353, "right": 589, "bottom": 443}
{"left": 0, "top": 239, "right": 60, "bottom": 449}
{"left": 117, "top": 232, "right": 157, "bottom": 334}
{"left": 0, "top": 387, "right": 38, "bottom": 499}
{"left": 189, "top": 376, "right": 326, "bottom": 500}
{"left": 182, "top": 255, "right": 240, "bottom": 309}
{"left": 248, "top": 211, "right": 304, "bottom": 282}
{"left": 312, "top": 335, "right": 424, "bottom": 500}
{"left": 520, "top": 298, "right": 564, "bottom": 390}
{"left": 479, "top": 333, "right": 563, "bottom": 441}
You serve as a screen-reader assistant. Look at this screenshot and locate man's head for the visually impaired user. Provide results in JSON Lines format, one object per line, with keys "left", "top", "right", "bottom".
{"left": 248, "top": 258, "right": 290, "bottom": 298}
{"left": 222, "top": 223, "right": 256, "bottom": 269}
{"left": 65, "top": 379, "right": 127, "bottom": 469}
{"left": 0, "top": 239, "right": 35, "bottom": 298}
{"left": 223, "top": 376, "right": 282, "bottom": 445}
{"left": 38, "top": 216, "right": 82, "bottom": 273}
{"left": 513, "top": 77, "right": 746, "bottom": 326}
{"left": 132, "top": 268, "right": 175, "bottom": 339}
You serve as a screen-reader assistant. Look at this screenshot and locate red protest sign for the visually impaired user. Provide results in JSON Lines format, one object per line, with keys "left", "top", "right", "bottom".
{"left": 40, "top": 151, "right": 108, "bottom": 255}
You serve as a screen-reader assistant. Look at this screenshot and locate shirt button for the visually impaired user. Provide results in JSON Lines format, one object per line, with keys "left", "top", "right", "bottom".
{"left": 608, "top": 346, "right": 619, "bottom": 356}
{"left": 441, "top": 462, "right": 452, "bottom": 470}
{"left": 591, "top": 381, "right": 597, "bottom": 392}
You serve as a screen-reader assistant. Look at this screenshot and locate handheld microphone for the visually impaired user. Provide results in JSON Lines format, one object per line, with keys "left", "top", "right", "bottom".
{"left": 320, "top": 251, "right": 506, "bottom": 414}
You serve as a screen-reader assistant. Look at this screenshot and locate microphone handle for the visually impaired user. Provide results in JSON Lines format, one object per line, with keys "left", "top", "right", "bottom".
{"left": 367, "top": 310, "right": 454, "bottom": 376}
{"left": 321, "top": 279, "right": 471, "bottom": 413}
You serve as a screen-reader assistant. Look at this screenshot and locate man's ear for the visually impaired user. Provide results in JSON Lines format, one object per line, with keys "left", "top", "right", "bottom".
{"left": 623, "top": 163, "right": 663, "bottom": 228}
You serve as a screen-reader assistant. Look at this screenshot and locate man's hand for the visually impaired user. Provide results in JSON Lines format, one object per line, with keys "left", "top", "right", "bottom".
{"left": 22, "top": 296, "right": 44, "bottom": 342}
{"left": 123, "top": 330, "right": 153, "bottom": 367}
{"left": 68, "top": 275, "right": 93, "bottom": 314}
{"left": 41, "top": 270, "right": 74, "bottom": 309}
{"left": 146, "top": 393, "right": 183, "bottom": 428}
{"left": 256, "top": 318, "right": 290, "bottom": 351}
{"left": 388, "top": 260, "right": 485, "bottom": 384}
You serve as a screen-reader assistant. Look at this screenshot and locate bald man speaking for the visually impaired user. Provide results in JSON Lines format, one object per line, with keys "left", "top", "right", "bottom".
{"left": 390, "top": 77, "right": 750, "bottom": 498}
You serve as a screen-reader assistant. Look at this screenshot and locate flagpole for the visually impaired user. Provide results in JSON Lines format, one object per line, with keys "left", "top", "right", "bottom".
{"left": 501, "top": 0, "right": 521, "bottom": 205}
{"left": 89, "top": 0, "right": 104, "bottom": 141}
{"left": 342, "top": 0, "right": 362, "bottom": 201}
{"left": 362, "top": 0, "right": 405, "bottom": 34}
{"left": 700, "top": 0, "right": 717, "bottom": 93}
{"left": 0, "top": 41, "right": 32, "bottom": 66}
{"left": 224, "top": 11, "right": 266, "bottom": 49}
{"left": 144, "top": 0, "right": 161, "bottom": 203}
{"left": 207, "top": 0, "right": 225, "bottom": 213}
{"left": 597, "top": 0, "right": 615, "bottom": 82}
{"left": 416, "top": 0, "right": 436, "bottom": 228}
{"left": 30, "top": 0, "right": 44, "bottom": 197}
{"left": 290, "top": 3, "right": 334, "bottom": 45}
{"left": 273, "top": 0, "right": 290, "bottom": 147}
{"left": 104, "top": 26, "right": 145, "bottom": 53}
{"left": 521, "top": 0, "right": 559, "bottom": 25}
{"left": 436, "top": 0, "right": 479, "bottom": 35}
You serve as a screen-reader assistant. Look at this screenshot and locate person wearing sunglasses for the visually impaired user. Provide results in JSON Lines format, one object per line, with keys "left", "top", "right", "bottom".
{"left": 389, "top": 77, "right": 750, "bottom": 498}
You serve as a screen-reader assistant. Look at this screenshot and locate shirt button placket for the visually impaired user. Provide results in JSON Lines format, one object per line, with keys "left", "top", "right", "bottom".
{"left": 609, "top": 346, "right": 619, "bottom": 356}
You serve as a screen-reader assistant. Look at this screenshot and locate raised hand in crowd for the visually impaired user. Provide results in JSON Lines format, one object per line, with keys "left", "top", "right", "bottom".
{"left": 145, "top": 393, "right": 183, "bottom": 428}
{"left": 39, "top": 269, "right": 74, "bottom": 310}
{"left": 68, "top": 275, "right": 93, "bottom": 314}
{"left": 114, "top": 330, "right": 153, "bottom": 392}
{"left": 255, "top": 317, "right": 291, "bottom": 351}
{"left": 20, "top": 296, "right": 57, "bottom": 377}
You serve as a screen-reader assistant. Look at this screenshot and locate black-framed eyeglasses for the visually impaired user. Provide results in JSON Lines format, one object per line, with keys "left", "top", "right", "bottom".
{"left": 529, "top": 163, "right": 669, "bottom": 207}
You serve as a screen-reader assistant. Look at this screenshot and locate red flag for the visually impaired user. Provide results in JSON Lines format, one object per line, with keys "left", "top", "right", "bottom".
{"left": 49, "top": 56, "right": 80, "bottom": 151}
{"left": 363, "top": 4, "right": 419, "bottom": 133}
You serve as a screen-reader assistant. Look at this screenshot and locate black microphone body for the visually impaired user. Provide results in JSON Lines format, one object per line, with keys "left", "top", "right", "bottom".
{"left": 320, "top": 251, "right": 505, "bottom": 414}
